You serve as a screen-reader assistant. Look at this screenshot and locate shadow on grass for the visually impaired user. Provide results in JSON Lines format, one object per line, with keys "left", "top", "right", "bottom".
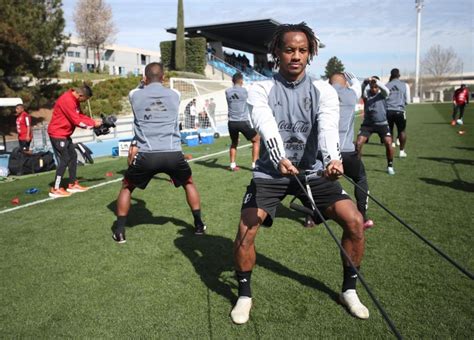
{"left": 453, "top": 146, "right": 474, "bottom": 152}
{"left": 418, "top": 156, "right": 474, "bottom": 166}
{"left": 194, "top": 157, "right": 253, "bottom": 172}
{"left": 175, "top": 226, "right": 339, "bottom": 305}
{"left": 107, "top": 197, "right": 339, "bottom": 306}
{"left": 106, "top": 197, "right": 190, "bottom": 228}
{"left": 419, "top": 178, "right": 474, "bottom": 193}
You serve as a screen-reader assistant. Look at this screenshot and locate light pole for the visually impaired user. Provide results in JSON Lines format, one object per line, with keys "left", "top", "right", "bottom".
{"left": 413, "top": 0, "right": 424, "bottom": 103}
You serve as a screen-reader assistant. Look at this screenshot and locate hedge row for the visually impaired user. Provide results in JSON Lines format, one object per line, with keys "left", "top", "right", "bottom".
{"left": 160, "top": 37, "right": 206, "bottom": 75}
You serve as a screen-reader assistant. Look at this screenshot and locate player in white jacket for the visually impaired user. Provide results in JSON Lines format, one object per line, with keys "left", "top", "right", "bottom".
{"left": 231, "top": 23, "right": 368, "bottom": 325}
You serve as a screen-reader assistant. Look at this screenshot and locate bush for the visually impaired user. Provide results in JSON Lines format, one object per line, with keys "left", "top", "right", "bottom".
{"left": 160, "top": 37, "right": 206, "bottom": 75}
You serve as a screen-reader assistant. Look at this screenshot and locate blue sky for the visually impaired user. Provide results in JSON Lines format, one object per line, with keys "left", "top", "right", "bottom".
{"left": 61, "top": 0, "right": 473, "bottom": 78}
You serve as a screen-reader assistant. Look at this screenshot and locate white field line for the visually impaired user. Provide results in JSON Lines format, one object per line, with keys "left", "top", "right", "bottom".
{"left": 0, "top": 143, "right": 251, "bottom": 215}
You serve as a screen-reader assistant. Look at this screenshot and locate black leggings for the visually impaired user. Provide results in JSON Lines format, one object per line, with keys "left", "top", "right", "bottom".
{"left": 50, "top": 137, "right": 77, "bottom": 187}
{"left": 452, "top": 104, "right": 466, "bottom": 120}
{"left": 342, "top": 151, "right": 369, "bottom": 219}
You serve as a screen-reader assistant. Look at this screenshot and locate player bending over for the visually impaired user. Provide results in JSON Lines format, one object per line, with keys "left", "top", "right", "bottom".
{"left": 356, "top": 77, "right": 395, "bottom": 175}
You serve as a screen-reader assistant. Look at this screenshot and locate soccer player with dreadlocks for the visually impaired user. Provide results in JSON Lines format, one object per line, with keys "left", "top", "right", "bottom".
{"left": 231, "top": 22, "right": 368, "bottom": 324}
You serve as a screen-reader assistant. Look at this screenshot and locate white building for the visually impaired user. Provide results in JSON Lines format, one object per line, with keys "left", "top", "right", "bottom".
{"left": 61, "top": 37, "right": 161, "bottom": 76}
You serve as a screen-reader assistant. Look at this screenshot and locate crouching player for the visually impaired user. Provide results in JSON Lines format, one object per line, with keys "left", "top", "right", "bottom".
{"left": 112, "top": 62, "right": 207, "bottom": 243}
{"left": 231, "top": 23, "right": 368, "bottom": 324}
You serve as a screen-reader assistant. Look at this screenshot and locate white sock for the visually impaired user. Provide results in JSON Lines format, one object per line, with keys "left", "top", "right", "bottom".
{"left": 251, "top": 162, "right": 256, "bottom": 169}
{"left": 230, "top": 162, "right": 236, "bottom": 169}
{"left": 54, "top": 176, "right": 62, "bottom": 190}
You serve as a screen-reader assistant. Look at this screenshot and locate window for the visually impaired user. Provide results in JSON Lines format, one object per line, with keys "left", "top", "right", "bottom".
{"left": 67, "top": 51, "right": 74, "bottom": 57}
{"left": 141, "top": 54, "right": 147, "bottom": 65}
{"left": 75, "top": 52, "right": 81, "bottom": 58}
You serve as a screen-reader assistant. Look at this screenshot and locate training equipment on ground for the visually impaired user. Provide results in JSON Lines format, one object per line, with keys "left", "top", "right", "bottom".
{"left": 8, "top": 148, "right": 56, "bottom": 176}
{"left": 230, "top": 296, "right": 252, "bottom": 324}
{"left": 341, "top": 173, "right": 474, "bottom": 280}
{"left": 290, "top": 175, "right": 402, "bottom": 339}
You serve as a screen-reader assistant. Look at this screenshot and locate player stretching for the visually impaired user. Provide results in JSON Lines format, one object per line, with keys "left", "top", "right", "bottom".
{"left": 386, "top": 68, "right": 410, "bottom": 158}
{"left": 112, "top": 62, "right": 207, "bottom": 243}
{"left": 231, "top": 23, "right": 368, "bottom": 324}
{"left": 330, "top": 72, "right": 373, "bottom": 229}
{"left": 356, "top": 77, "right": 394, "bottom": 175}
{"left": 225, "top": 72, "right": 260, "bottom": 171}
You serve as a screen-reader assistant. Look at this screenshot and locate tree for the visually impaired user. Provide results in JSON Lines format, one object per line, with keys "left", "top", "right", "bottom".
{"left": 175, "top": 0, "right": 186, "bottom": 71}
{"left": 422, "top": 45, "right": 461, "bottom": 91}
{"left": 323, "top": 56, "right": 345, "bottom": 80}
{"left": 0, "top": 0, "right": 68, "bottom": 94}
{"left": 73, "top": 0, "right": 117, "bottom": 72}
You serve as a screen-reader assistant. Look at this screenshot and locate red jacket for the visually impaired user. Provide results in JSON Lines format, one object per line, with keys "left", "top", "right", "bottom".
{"left": 48, "top": 90, "right": 96, "bottom": 139}
{"left": 16, "top": 110, "right": 32, "bottom": 141}
{"left": 453, "top": 87, "right": 469, "bottom": 105}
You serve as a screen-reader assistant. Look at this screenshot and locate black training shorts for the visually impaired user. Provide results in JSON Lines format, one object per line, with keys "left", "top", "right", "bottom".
{"left": 124, "top": 151, "right": 191, "bottom": 189}
{"left": 358, "top": 124, "right": 391, "bottom": 139}
{"left": 387, "top": 110, "right": 407, "bottom": 134}
{"left": 241, "top": 177, "right": 350, "bottom": 227}
{"left": 228, "top": 120, "right": 257, "bottom": 145}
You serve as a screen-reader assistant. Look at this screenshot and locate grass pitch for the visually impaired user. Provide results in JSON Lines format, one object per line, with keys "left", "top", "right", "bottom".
{"left": 0, "top": 103, "right": 472, "bottom": 338}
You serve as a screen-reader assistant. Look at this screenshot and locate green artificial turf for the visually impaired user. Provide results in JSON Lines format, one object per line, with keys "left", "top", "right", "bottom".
{"left": 0, "top": 103, "right": 472, "bottom": 338}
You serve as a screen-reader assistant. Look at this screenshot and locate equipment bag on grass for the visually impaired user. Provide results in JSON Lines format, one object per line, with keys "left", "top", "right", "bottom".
{"left": 8, "top": 148, "right": 56, "bottom": 175}
{"left": 75, "top": 142, "right": 94, "bottom": 165}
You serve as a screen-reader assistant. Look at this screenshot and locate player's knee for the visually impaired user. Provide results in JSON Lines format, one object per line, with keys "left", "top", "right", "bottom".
{"left": 122, "top": 178, "right": 136, "bottom": 191}
{"left": 345, "top": 212, "right": 364, "bottom": 240}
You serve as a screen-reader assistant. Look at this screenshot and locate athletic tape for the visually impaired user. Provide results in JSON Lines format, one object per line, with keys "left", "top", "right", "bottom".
{"left": 0, "top": 143, "right": 251, "bottom": 215}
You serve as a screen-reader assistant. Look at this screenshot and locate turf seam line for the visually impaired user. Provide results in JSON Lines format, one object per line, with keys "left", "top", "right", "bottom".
{"left": 0, "top": 143, "right": 251, "bottom": 215}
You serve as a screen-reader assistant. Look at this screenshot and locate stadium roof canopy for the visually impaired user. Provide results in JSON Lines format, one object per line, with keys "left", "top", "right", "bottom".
{"left": 166, "top": 19, "right": 282, "bottom": 54}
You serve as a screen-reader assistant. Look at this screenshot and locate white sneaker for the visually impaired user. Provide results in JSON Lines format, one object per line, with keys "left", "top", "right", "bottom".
{"left": 387, "top": 167, "right": 395, "bottom": 175}
{"left": 456, "top": 119, "right": 464, "bottom": 125}
{"left": 230, "top": 297, "right": 252, "bottom": 324}
{"left": 399, "top": 150, "right": 407, "bottom": 158}
{"left": 340, "top": 289, "right": 370, "bottom": 319}
{"left": 391, "top": 142, "right": 396, "bottom": 148}
{"left": 396, "top": 138, "right": 400, "bottom": 146}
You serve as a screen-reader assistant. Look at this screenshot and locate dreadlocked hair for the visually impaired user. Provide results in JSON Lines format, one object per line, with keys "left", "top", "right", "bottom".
{"left": 268, "top": 22, "right": 319, "bottom": 67}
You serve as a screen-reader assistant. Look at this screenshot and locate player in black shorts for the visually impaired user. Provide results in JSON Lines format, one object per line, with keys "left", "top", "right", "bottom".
{"left": 112, "top": 62, "right": 206, "bottom": 243}
{"left": 356, "top": 77, "right": 395, "bottom": 175}
{"left": 231, "top": 23, "right": 368, "bottom": 325}
{"left": 226, "top": 72, "right": 260, "bottom": 171}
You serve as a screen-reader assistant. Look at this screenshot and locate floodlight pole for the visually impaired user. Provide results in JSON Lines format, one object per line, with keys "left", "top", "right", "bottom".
{"left": 413, "top": 0, "right": 424, "bottom": 103}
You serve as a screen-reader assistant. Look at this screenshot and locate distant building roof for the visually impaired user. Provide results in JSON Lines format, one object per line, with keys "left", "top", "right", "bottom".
{"left": 167, "top": 19, "right": 282, "bottom": 54}
{"left": 69, "top": 37, "right": 160, "bottom": 57}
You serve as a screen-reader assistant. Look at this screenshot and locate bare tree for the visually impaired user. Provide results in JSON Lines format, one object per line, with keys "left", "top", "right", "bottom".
{"left": 73, "top": 0, "right": 117, "bottom": 72}
{"left": 422, "top": 45, "right": 461, "bottom": 92}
